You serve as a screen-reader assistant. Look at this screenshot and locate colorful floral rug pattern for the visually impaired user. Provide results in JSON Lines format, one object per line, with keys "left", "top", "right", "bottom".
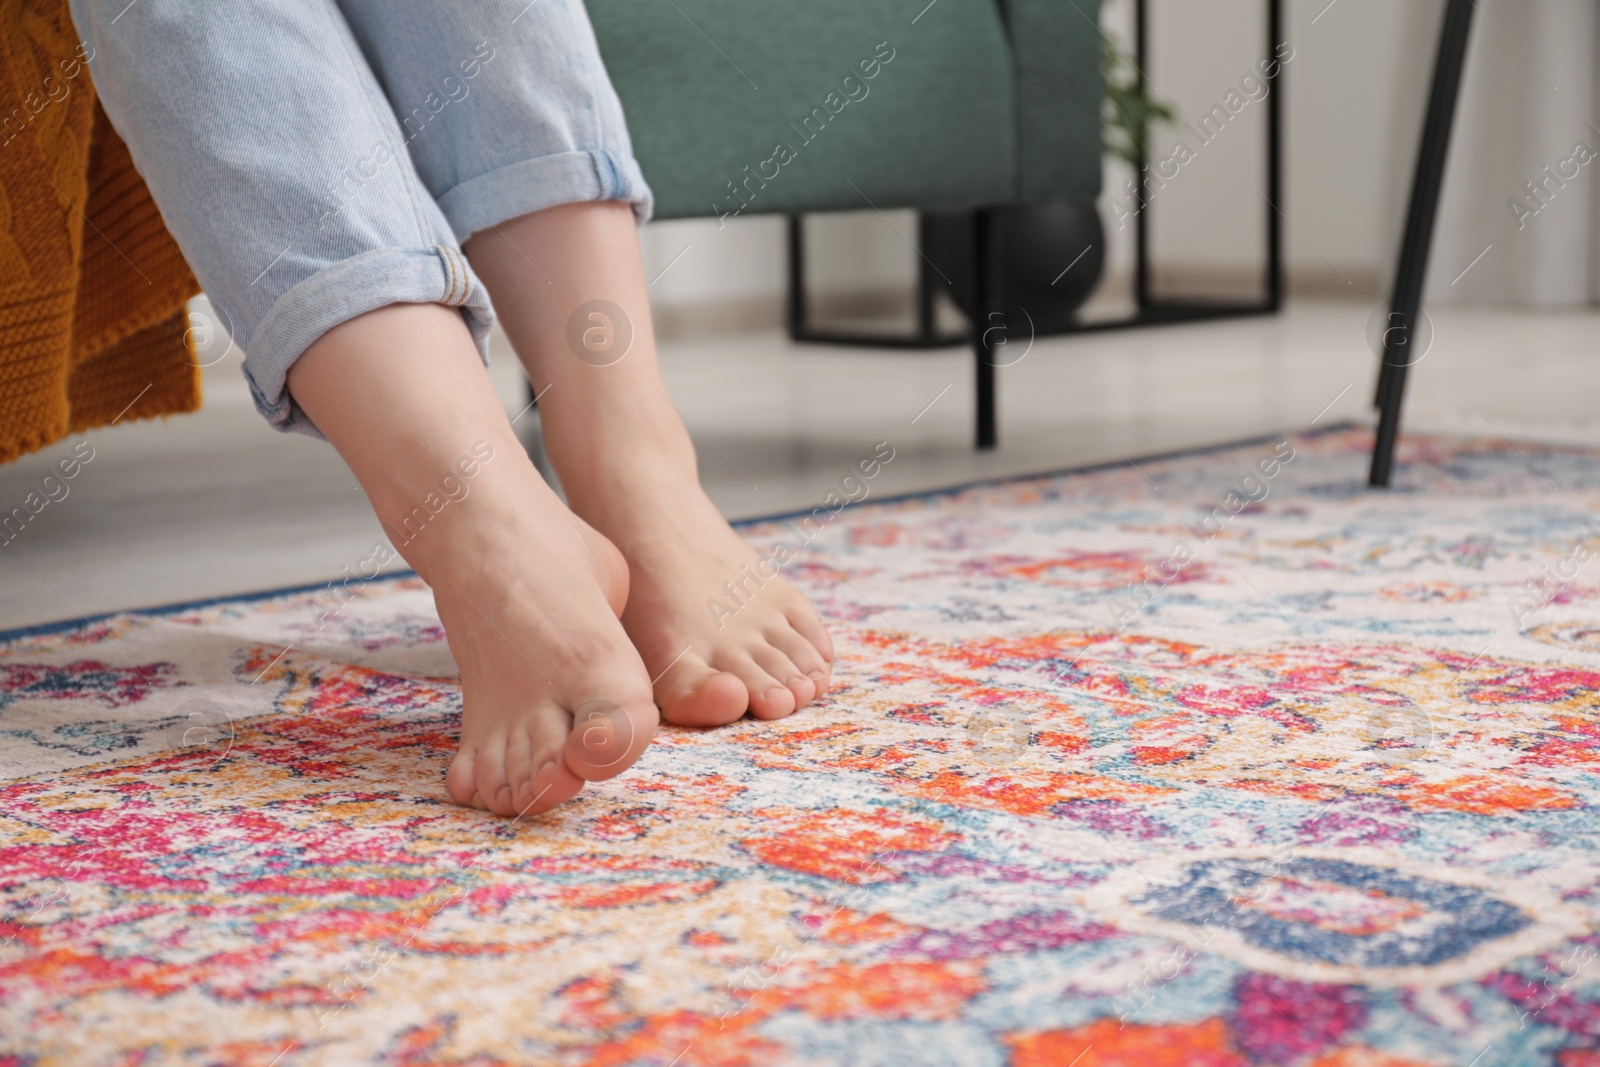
{"left": 4, "top": 427, "right": 1600, "bottom": 1066}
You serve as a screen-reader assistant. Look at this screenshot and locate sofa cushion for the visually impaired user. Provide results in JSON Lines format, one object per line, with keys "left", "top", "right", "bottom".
{"left": 588, "top": 0, "right": 1020, "bottom": 218}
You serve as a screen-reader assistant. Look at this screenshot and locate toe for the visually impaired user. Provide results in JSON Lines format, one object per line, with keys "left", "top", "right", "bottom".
{"left": 729, "top": 653, "right": 797, "bottom": 720}
{"left": 804, "top": 664, "right": 832, "bottom": 701}
{"left": 507, "top": 729, "right": 586, "bottom": 816}
{"left": 787, "top": 603, "right": 835, "bottom": 659}
{"left": 655, "top": 651, "right": 750, "bottom": 726}
{"left": 565, "top": 697, "right": 659, "bottom": 781}
{"left": 508, "top": 703, "right": 598, "bottom": 815}
{"left": 785, "top": 673, "right": 817, "bottom": 709}
{"left": 786, "top": 606, "right": 835, "bottom": 689}
{"left": 467, "top": 720, "right": 590, "bottom": 818}
{"left": 446, "top": 746, "right": 480, "bottom": 808}
{"left": 767, "top": 626, "right": 829, "bottom": 707}
{"left": 519, "top": 756, "right": 586, "bottom": 816}
{"left": 505, "top": 728, "right": 535, "bottom": 807}
{"left": 472, "top": 734, "right": 518, "bottom": 817}
{"left": 750, "top": 644, "right": 811, "bottom": 711}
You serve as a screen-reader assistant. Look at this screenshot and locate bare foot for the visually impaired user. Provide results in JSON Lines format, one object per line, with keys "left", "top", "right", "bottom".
{"left": 285, "top": 301, "right": 659, "bottom": 819}
{"left": 460, "top": 200, "right": 834, "bottom": 726}
{"left": 423, "top": 488, "right": 657, "bottom": 816}
{"left": 550, "top": 438, "right": 835, "bottom": 727}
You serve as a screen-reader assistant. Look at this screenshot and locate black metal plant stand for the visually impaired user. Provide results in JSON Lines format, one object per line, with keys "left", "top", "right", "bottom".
{"left": 1368, "top": 0, "right": 1474, "bottom": 487}
{"left": 788, "top": 0, "right": 1285, "bottom": 450}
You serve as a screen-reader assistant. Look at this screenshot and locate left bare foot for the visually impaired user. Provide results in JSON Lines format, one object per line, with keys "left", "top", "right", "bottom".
{"left": 593, "top": 457, "right": 834, "bottom": 725}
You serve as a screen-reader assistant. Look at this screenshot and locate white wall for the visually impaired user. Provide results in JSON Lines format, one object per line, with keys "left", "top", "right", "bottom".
{"left": 1129, "top": 0, "right": 1432, "bottom": 287}
{"left": 1280, "top": 0, "right": 1439, "bottom": 289}
{"left": 1424, "top": 0, "right": 1600, "bottom": 306}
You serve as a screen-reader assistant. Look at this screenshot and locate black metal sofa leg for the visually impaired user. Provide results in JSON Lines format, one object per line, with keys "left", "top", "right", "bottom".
{"left": 972, "top": 210, "right": 1001, "bottom": 450}
{"left": 1369, "top": 0, "right": 1474, "bottom": 487}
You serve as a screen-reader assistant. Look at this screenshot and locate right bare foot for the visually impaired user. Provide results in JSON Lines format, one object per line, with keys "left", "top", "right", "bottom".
{"left": 285, "top": 303, "right": 658, "bottom": 820}
{"left": 410, "top": 470, "right": 658, "bottom": 819}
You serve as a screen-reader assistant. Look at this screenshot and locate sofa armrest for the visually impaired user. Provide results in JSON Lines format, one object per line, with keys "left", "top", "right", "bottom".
{"left": 1005, "top": 0, "right": 1104, "bottom": 203}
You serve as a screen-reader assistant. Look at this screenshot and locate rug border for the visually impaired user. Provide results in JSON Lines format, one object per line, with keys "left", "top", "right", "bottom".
{"left": 732, "top": 422, "right": 1359, "bottom": 526}
{"left": 0, "top": 422, "right": 1361, "bottom": 644}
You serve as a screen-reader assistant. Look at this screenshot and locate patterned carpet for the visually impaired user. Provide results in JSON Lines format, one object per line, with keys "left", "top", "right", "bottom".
{"left": 3, "top": 426, "right": 1600, "bottom": 1067}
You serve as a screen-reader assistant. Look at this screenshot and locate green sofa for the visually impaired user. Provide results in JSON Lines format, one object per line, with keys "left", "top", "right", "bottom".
{"left": 588, "top": 0, "right": 1105, "bottom": 446}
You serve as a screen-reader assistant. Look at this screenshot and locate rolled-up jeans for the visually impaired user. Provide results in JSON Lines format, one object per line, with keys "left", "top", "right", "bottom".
{"left": 69, "top": 0, "right": 653, "bottom": 436}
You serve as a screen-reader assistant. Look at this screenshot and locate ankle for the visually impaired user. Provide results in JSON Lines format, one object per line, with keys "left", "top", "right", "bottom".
{"left": 381, "top": 464, "right": 559, "bottom": 588}
{"left": 542, "top": 412, "right": 700, "bottom": 508}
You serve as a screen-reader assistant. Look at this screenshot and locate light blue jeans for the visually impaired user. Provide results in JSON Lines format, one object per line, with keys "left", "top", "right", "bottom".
{"left": 69, "top": 0, "right": 653, "bottom": 435}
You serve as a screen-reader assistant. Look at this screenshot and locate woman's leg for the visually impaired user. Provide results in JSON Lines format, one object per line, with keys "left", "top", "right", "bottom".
{"left": 465, "top": 203, "right": 835, "bottom": 725}
{"left": 286, "top": 303, "right": 657, "bottom": 816}
{"left": 329, "top": 0, "right": 836, "bottom": 723}
{"left": 71, "top": 0, "right": 659, "bottom": 815}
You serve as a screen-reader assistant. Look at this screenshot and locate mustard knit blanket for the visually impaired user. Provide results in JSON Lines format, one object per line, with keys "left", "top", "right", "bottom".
{"left": 1, "top": 0, "right": 200, "bottom": 464}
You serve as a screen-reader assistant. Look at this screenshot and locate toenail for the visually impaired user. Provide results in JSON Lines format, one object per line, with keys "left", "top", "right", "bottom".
{"left": 807, "top": 671, "right": 825, "bottom": 682}
{"left": 764, "top": 687, "right": 790, "bottom": 704}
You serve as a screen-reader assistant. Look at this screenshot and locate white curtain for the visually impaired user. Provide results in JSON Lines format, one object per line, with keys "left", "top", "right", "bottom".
{"left": 1417, "top": 0, "right": 1600, "bottom": 306}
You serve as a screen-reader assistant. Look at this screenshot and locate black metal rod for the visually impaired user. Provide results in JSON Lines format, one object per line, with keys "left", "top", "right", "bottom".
{"left": 972, "top": 210, "right": 1000, "bottom": 450}
{"left": 1265, "top": 0, "right": 1284, "bottom": 309}
{"left": 916, "top": 214, "right": 939, "bottom": 341}
{"left": 786, "top": 215, "right": 807, "bottom": 340}
{"left": 790, "top": 329, "right": 967, "bottom": 349}
{"left": 1370, "top": 0, "right": 1473, "bottom": 488}
{"left": 1133, "top": 0, "right": 1150, "bottom": 308}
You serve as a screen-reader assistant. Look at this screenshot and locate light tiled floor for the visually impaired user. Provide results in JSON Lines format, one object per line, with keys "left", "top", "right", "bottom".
{"left": 3, "top": 298, "right": 1597, "bottom": 631}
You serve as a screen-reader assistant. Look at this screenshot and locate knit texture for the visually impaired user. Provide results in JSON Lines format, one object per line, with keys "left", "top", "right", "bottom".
{"left": 0, "top": 0, "right": 199, "bottom": 465}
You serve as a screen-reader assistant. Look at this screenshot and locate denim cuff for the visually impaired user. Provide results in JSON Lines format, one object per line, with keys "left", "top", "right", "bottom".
{"left": 437, "top": 149, "right": 654, "bottom": 242}
{"left": 244, "top": 246, "right": 495, "bottom": 438}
